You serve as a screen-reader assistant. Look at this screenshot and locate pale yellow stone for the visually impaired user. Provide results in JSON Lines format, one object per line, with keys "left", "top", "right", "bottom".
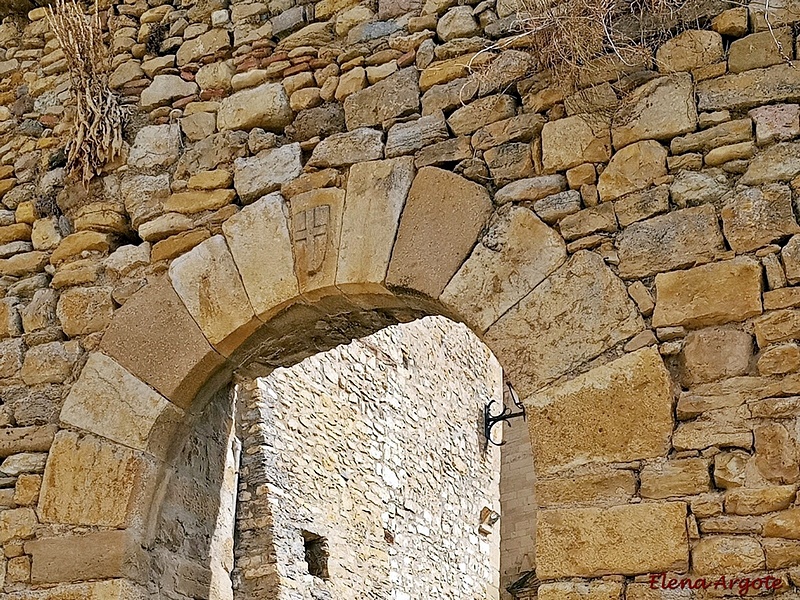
{"left": 526, "top": 347, "right": 673, "bottom": 475}
{"left": 692, "top": 536, "right": 765, "bottom": 574}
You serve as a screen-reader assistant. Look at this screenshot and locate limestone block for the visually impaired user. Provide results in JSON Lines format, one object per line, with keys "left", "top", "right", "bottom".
{"left": 485, "top": 251, "right": 643, "bottom": 398}
{"left": 163, "top": 189, "right": 236, "bottom": 214}
{"left": 652, "top": 257, "right": 762, "bottom": 328}
{"left": 1, "top": 453, "right": 47, "bottom": 475}
{"left": 740, "top": 141, "right": 800, "bottom": 185}
{"left": 127, "top": 125, "right": 182, "bottom": 172}
{"left": 421, "top": 77, "right": 478, "bottom": 116}
{"left": 385, "top": 112, "right": 449, "bottom": 158}
{"left": 558, "top": 203, "right": 617, "bottom": 241}
{"left": 216, "top": 83, "right": 293, "bottom": 132}
{"left": 343, "top": 67, "right": 420, "bottom": 129}
{"left": 336, "top": 158, "right": 415, "bottom": 294}
{"left": 39, "top": 432, "right": 154, "bottom": 527}
{"left": 223, "top": 193, "right": 299, "bottom": 318}
{"left": 233, "top": 143, "right": 302, "bottom": 203}
{"left": 61, "top": 353, "right": 182, "bottom": 457}
{"left": 176, "top": 28, "right": 230, "bottom": 66}
{"left": 0, "top": 426, "right": 57, "bottom": 458}
{"left": 536, "top": 502, "right": 689, "bottom": 578}
{"left": 725, "top": 485, "right": 796, "bottom": 515}
{"left": 612, "top": 74, "right": 697, "bottom": 149}
{"left": 729, "top": 28, "right": 793, "bottom": 73}
{"left": 673, "top": 416, "right": 753, "bottom": 451}
{"left": 472, "top": 113, "right": 545, "bottom": 151}
{"left": 758, "top": 343, "right": 800, "bottom": 375}
{"left": 721, "top": 184, "right": 800, "bottom": 253}
{"left": 436, "top": 6, "right": 480, "bottom": 40}
{"left": 287, "top": 188, "right": 346, "bottom": 297}
{"left": 597, "top": 140, "right": 668, "bottom": 202}
{"left": 100, "top": 277, "right": 224, "bottom": 409}
{"left": 386, "top": 167, "right": 492, "bottom": 298}
{"left": 20, "top": 341, "right": 80, "bottom": 385}
{"left": 0, "top": 338, "right": 24, "bottom": 377}
{"left": 307, "top": 127, "right": 384, "bottom": 168}
{"left": 0, "top": 508, "right": 37, "bottom": 543}
{"left": 750, "top": 104, "right": 800, "bottom": 145}
{"left": 3, "top": 578, "right": 147, "bottom": 599}
{"left": 494, "top": 175, "right": 567, "bottom": 205}
{"left": 655, "top": 30, "right": 724, "bottom": 72}
{"left": 50, "top": 231, "right": 112, "bottom": 265}
{"left": 442, "top": 206, "right": 566, "bottom": 332}
{"left": 614, "top": 186, "right": 669, "bottom": 227}
{"left": 538, "top": 582, "right": 623, "bottom": 600}
{"left": 692, "top": 536, "right": 765, "bottom": 574}
{"left": 764, "top": 539, "right": 800, "bottom": 568}
{"left": 754, "top": 422, "right": 799, "bottom": 483}
{"left": 679, "top": 328, "right": 752, "bottom": 385}
{"left": 535, "top": 469, "right": 637, "bottom": 507}
{"left": 671, "top": 119, "right": 752, "bottom": 154}
{"left": 56, "top": 286, "right": 114, "bottom": 337}
{"left": 122, "top": 174, "right": 170, "bottom": 229}
{"left": 640, "top": 458, "right": 711, "bottom": 499}
{"left": 526, "top": 347, "right": 673, "bottom": 474}
{"left": 534, "top": 190, "right": 582, "bottom": 224}
{"left": 697, "top": 63, "right": 800, "bottom": 112}
{"left": 447, "top": 94, "right": 516, "bottom": 136}
{"left": 140, "top": 75, "right": 198, "bottom": 111}
{"left": 764, "top": 507, "right": 800, "bottom": 538}
{"left": 26, "top": 531, "right": 147, "bottom": 584}
{"left": 484, "top": 143, "right": 534, "bottom": 186}
{"left": 541, "top": 115, "right": 611, "bottom": 172}
{"left": 617, "top": 205, "right": 725, "bottom": 278}
{"left": 169, "top": 235, "right": 258, "bottom": 356}
{"left": 754, "top": 309, "right": 800, "bottom": 346}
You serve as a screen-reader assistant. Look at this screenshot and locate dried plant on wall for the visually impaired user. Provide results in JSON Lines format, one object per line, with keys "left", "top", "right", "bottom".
{"left": 45, "top": 0, "right": 126, "bottom": 186}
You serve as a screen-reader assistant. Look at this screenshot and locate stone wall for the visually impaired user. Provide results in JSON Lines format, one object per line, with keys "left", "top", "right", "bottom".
{"left": 1, "top": 0, "right": 800, "bottom": 595}
{"left": 235, "top": 316, "right": 502, "bottom": 600}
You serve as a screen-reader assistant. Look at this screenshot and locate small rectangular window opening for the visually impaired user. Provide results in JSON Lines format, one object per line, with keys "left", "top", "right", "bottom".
{"left": 302, "top": 530, "right": 329, "bottom": 580}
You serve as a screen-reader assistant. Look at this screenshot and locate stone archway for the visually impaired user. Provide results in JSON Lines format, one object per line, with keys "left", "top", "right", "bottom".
{"left": 26, "top": 157, "right": 698, "bottom": 598}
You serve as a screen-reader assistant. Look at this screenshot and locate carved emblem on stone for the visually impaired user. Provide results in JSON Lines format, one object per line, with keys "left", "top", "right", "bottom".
{"left": 293, "top": 204, "right": 330, "bottom": 275}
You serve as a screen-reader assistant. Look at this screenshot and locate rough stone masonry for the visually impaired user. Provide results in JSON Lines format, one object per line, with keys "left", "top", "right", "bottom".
{"left": 0, "top": 0, "right": 800, "bottom": 597}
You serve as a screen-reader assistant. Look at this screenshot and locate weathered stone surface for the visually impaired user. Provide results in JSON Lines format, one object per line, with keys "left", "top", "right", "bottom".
{"left": 494, "top": 175, "right": 566, "bottom": 205}
{"left": 655, "top": 29, "right": 723, "bottom": 72}
{"left": 484, "top": 143, "right": 533, "bottom": 186}
{"left": 0, "top": 452, "right": 46, "bottom": 475}
{"left": 307, "top": 127, "right": 384, "bottom": 168}
{"left": 3, "top": 579, "right": 147, "bottom": 600}
{"left": 764, "top": 539, "right": 800, "bottom": 568}
{"left": 127, "top": 125, "right": 182, "bottom": 172}
{"left": 538, "top": 582, "right": 623, "bottom": 600}
{"left": 740, "top": 142, "right": 800, "bottom": 185}
{"left": 750, "top": 104, "right": 800, "bottom": 145}
{"left": 614, "top": 186, "right": 669, "bottom": 227}
{"left": 755, "top": 422, "right": 800, "bottom": 483}
{"left": 671, "top": 119, "right": 753, "bottom": 155}
{"left": 20, "top": 342, "right": 79, "bottom": 386}
{"left": 288, "top": 188, "right": 345, "bottom": 295}
{"left": 598, "top": 140, "right": 668, "bottom": 202}
{"left": 56, "top": 287, "right": 114, "bottom": 337}
{"left": 222, "top": 193, "right": 299, "bottom": 319}
{"left": 122, "top": 174, "right": 170, "bottom": 229}
{"left": 169, "top": 235, "right": 257, "bottom": 356}
{"left": 536, "top": 502, "right": 689, "bottom": 578}
{"left": 534, "top": 190, "right": 582, "bottom": 224}
{"left": 612, "top": 74, "right": 698, "bottom": 149}
{"left": 754, "top": 309, "right": 800, "bottom": 346}
{"left": 442, "top": 206, "right": 566, "bottom": 332}
{"left": 728, "top": 28, "right": 793, "bottom": 73}
{"left": 692, "top": 536, "right": 765, "bottom": 574}
{"left": 758, "top": 343, "right": 800, "bottom": 375}
{"left": 140, "top": 75, "right": 198, "bottom": 111}
{"left": 26, "top": 530, "right": 147, "bottom": 584}
{"left": 447, "top": 94, "right": 516, "bottom": 136}
{"left": 0, "top": 426, "right": 57, "bottom": 458}
{"left": 233, "top": 143, "right": 302, "bottom": 203}
{"left": 559, "top": 204, "right": 617, "bottom": 241}
{"left": 652, "top": 257, "right": 763, "bottom": 328}
{"left": 526, "top": 347, "right": 672, "bottom": 474}
{"left": 478, "top": 50, "right": 536, "bottom": 96}
{"left": 60, "top": 353, "right": 181, "bottom": 457}
{"left": 436, "top": 6, "right": 479, "bottom": 40}
{"left": 387, "top": 167, "right": 491, "bottom": 298}
{"left": 217, "top": 83, "right": 293, "bottom": 132}
{"left": 419, "top": 52, "right": 489, "bottom": 91}
{"left": 0, "top": 507, "right": 37, "bottom": 543}
{"left": 680, "top": 328, "right": 753, "bottom": 385}
{"left": 414, "top": 136, "right": 472, "bottom": 167}
{"left": 176, "top": 28, "right": 230, "bottom": 66}
{"left": 486, "top": 251, "right": 643, "bottom": 398}
{"left": 39, "top": 431, "right": 152, "bottom": 527}
{"left": 725, "top": 485, "right": 796, "bottom": 515}
{"left": 541, "top": 115, "right": 611, "bottom": 172}
{"left": 343, "top": 67, "right": 420, "bottom": 129}
{"left": 670, "top": 169, "right": 731, "bottom": 208}
{"left": 697, "top": 63, "right": 800, "bottom": 111}
{"left": 536, "top": 469, "right": 637, "bottom": 507}
{"left": 617, "top": 205, "right": 725, "bottom": 278}
{"left": 100, "top": 277, "right": 224, "bottom": 409}
{"left": 337, "top": 158, "right": 415, "bottom": 294}
{"left": 721, "top": 184, "right": 800, "bottom": 253}
{"left": 640, "top": 458, "right": 711, "bottom": 498}
{"left": 764, "top": 507, "right": 800, "bottom": 538}
{"left": 385, "top": 111, "right": 449, "bottom": 158}
{"left": 472, "top": 113, "right": 545, "bottom": 151}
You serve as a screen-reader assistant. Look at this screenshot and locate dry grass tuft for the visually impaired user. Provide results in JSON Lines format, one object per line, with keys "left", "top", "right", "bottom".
{"left": 45, "top": 0, "right": 126, "bottom": 186}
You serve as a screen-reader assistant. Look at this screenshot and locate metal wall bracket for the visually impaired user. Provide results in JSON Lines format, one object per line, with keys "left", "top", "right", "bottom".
{"left": 484, "top": 381, "right": 526, "bottom": 446}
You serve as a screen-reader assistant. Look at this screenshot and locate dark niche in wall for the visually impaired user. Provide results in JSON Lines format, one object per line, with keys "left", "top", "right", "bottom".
{"left": 302, "top": 531, "right": 330, "bottom": 580}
